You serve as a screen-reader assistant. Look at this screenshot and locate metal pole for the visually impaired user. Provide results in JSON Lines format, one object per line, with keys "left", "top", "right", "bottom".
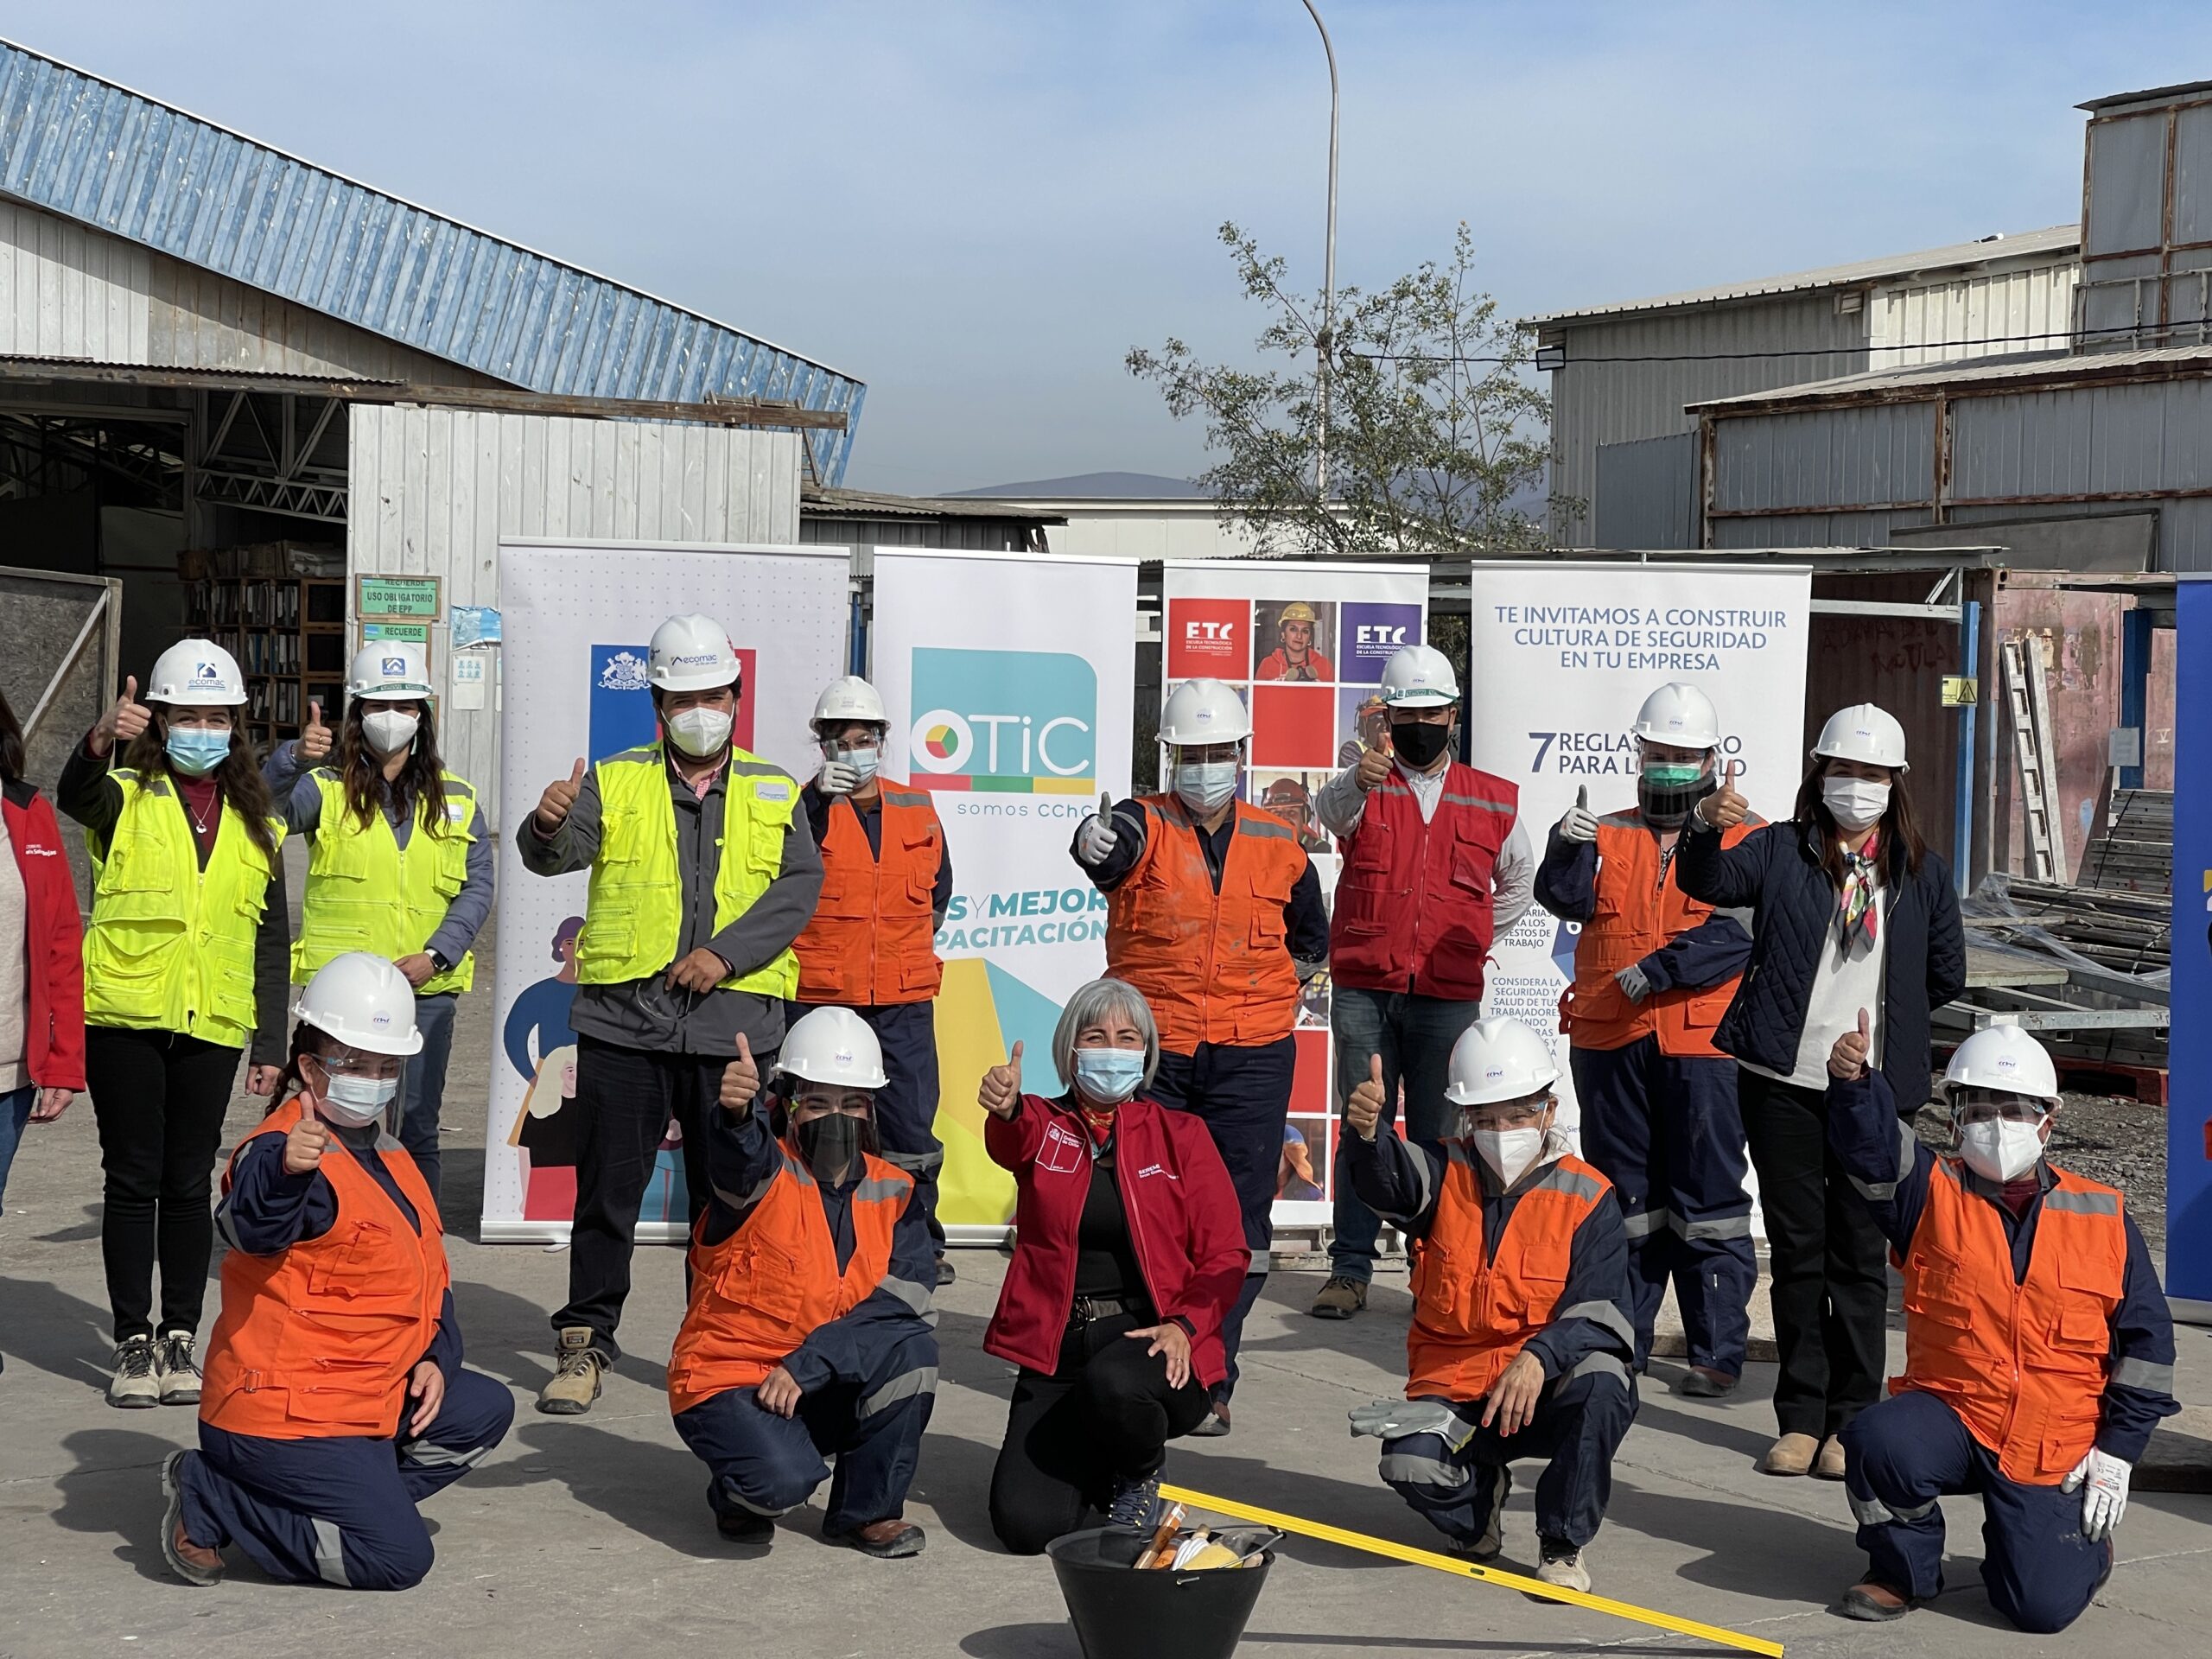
{"left": 1300, "top": 0, "right": 1338, "bottom": 502}
{"left": 1955, "top": 598, "right": 1980, "bottom": 896}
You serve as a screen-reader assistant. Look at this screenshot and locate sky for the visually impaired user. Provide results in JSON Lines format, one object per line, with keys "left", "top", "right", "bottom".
{"left": 10, "top": 1, "right": 2212, "bottom": 493}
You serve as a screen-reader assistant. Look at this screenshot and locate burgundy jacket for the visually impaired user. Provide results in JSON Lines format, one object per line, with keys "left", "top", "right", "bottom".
{"left": 983, "top": 1092, "right": 1249, "bottom": 1386}
{"left": 3, "top": 779, "right": 86, "bottom": 1090}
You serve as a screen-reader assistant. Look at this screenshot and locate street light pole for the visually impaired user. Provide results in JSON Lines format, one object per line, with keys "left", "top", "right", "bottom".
{"left": 1301, "top": 0, "right": 1338, "bottom": 503}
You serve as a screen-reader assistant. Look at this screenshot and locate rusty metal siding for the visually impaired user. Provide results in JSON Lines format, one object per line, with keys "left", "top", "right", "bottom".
{"left": 1712, "top": 403, "right": 1935, "bottom": 513}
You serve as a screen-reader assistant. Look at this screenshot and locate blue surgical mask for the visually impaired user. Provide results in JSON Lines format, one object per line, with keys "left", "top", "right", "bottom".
{"left": 1173, "top": 759, "right": 1239, "bottom": 816}
{"left": 165, "top": 727, "right": 232, "bottom": 777}
{"left": 1073, "top": 1047, "right": 1146, "bottom": 1105}
{"left": 843, "top": 747, "right": 881, "bottom": 784}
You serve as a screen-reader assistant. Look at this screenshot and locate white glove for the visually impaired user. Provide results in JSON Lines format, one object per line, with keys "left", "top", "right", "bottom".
{"left": 2063, "top": 1448, "right": 2131, "bottom": 1541}
{"left": 1076, "top": 798, "right": 1120, "bottom": 866}
{"left": 819, "top": 760, "right": 861, "bottom": 796}
{"left": 1558, "top": 785, "right": 1598, "bottom": 844}
{"left": 1615, "top": 963, "right": 1652, "bottom": 1003}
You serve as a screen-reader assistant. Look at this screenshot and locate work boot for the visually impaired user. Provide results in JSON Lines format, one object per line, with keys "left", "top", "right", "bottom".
{"left": 1758, "top": 1433, "right": 1819, "bottom": 1477}
{"left": 935, "top": 1255, "right": 957, "bottom": 1287}
{"left": 1815, "top": 1435, "right": 1847, "bottom": 1480}
{"left": 1675, "top": 1366, "right": 1738, "bottom": 1398}
{"left": 836, "top": 1518, "right": 926, "bottom": 1559}
{"left": 1188, "top": 1398, "right": 1231, "bottom": 1438}
{"left": 108, "top": 1336, "right": 160, "bottom": 1409}
{"left": 1106, "top": 1474, "right": 1165, "bottom": 1533}
{"left": 160, "top": 1451, "right": 224, "bottom": 1586}
{"left": 1451, "top": 1467, "right": 1510, "bottom": 1560}
{"left": 536, "top": 1326, "right": 607, "bottom": 1415}
{"left": 1838, "top": 1580, "right": 1912, "bottom": 1622}
{"left": 716, "top": 1511, "right": 774, "bottom": 1546}
{"left": 1308, "top": 1275, "right": 1368, "bottom": 1320}
{"left": 1536, "top": 1539, "right": 1592, "bottom": 1593}
{"left": 156, "top": 1332, "right": 202, "bottom": 1406}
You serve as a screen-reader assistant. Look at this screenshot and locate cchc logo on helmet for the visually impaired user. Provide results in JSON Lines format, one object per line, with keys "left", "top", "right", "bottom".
{"left": 381, "top": 657, "right": 408, "bottom": 677}
{"left": 910, "top": 646, "right": 1096, "bottom": 794}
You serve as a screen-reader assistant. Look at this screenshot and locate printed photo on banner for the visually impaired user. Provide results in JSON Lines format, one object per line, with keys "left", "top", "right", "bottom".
{"left": 1252, "top": 599, "right": 1337, "bottom": 681}
{"left": 1249, "top": 770, "right": 1332, "bottom": 853}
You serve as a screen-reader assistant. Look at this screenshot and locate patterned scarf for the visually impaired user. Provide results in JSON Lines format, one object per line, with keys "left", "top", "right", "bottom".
{"left": 1839, "top": 830, "right": 1881, "bottom": 950}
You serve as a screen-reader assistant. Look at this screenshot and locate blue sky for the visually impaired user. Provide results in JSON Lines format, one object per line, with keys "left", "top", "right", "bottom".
{"left": 11, "top": 2, "right": 2212, "bottom": 492}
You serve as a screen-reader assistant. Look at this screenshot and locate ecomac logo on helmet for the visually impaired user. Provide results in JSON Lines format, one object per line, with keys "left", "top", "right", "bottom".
{"left": 909, "top": 646, "right": 1097, "bottom": 795}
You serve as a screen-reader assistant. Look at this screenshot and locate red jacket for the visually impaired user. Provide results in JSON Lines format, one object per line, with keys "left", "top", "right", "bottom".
{"left": 1331, "top": 763, "right": 1519, "bottom": 999}
{"left": 3, "top": 780, "right": 86, "bottom": 1090}
{"left": 984, "top": 1093, "right": 1249, "bottom": 1386}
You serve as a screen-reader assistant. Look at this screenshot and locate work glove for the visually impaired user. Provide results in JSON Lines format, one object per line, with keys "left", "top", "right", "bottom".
{"left": 1076, "top": 794, "right": 1119, "bottom": 866}
{"left": 2063, "top": 1448, "right": 2132, "bottom": 1541}
{"left": 819, "top": 760, "right": 861, "bottom": 797}
{"left": 1349, "top": 1398, "right": 1473, "bottom": 1450}
{"left": 1557, "top": 785, "right": 1598, "bottom": 844}
{"left": 1614, "top": 963, "right": 1653, "bottom": 1004}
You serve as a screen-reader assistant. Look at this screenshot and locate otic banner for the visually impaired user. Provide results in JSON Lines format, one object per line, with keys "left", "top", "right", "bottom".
{"left": 1161, "top": 559, "right": 1431, "bottom": 1229}
{"left": 871, "top": 548, "right": 1140, "bottom": 1236}
{"left": 482, "top": 540, "right": 850, "bottom": 1243}
{"left": 1460, "top": 562, "right": 1813, "bottom": 1141}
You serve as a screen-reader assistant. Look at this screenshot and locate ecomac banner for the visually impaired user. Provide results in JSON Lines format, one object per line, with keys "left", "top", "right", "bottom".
{"left": 871, "top": 548, "right": 1140, "bottom": 1235}
{"left": 1161, "top": 558, "right": 1430, "bottom": 1228}
{"left": 1460, "top": 563, "right": 1813, "bottom": 1141}
{"left": 482, "top": 540, "right": 850, "bottom": 1243}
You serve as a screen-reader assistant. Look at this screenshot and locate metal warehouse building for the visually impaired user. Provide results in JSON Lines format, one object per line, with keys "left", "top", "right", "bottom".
{"left": 0, "top": 39, "right": 863, "bottom": 826}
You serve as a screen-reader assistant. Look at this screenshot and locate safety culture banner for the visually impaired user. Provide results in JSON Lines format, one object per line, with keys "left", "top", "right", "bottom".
{"left": 1461, "top": 563, "right": 1812, "bottom": 1144}
{"left": 870, "top": 548, "right": 1140, "bottom": 1236}
{"left": 2169, "top": 575, "right": 2212, "bottom": 1319}
{"left": 1162, "top": 559, "right": 1431, "bottom": 1227}
{"left": 481, "top": 541, "right": 849, "bottom": 1242}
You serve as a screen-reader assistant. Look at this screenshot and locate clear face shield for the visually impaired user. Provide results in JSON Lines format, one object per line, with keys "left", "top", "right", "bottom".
{"left": 308, "top": 1045, "right": 406, "bottom": 1135}
{"left": 1948, "top": 1087, "right": 2054, "bottom": 1182}
{"left": 1453, "top": 1089, "right": 1556, "bottom": 1186}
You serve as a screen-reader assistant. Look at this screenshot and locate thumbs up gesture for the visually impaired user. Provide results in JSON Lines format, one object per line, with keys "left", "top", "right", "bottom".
{"left": 1558, "top": 783, "right": 1599, "bottom": 844}
{"left": 297, "top": 697, "right": 333, "bottom": 763}
{"left": 1356, "top": 731, "right": 1395, "bottom": 791}
{"left": 720, "top": 1033, "right": 760, "bottom": 1113}
{"left": 283, "top": 1109, "right": 331, "bottom": 1175}
{"left": 536, "top": 758, "right": 588, "bottom": 833}
{"left": 1075, "top": 793, "right": 1119, "bottom": 866}
{"left": 1347, "top": 1053, "right": 1387, "bottom": 1141}
{"left": 980, "top": 1040, "right": 1024, "bottom": 1119}
{"left": 1700, "top": 759, "right": 1749, "bottom": 830}
{"left": 1828, "top": 1007, "right": 1872, "bottom": 1081}
{"left": 92, "top": 675, "right": 150, "bottom": 759}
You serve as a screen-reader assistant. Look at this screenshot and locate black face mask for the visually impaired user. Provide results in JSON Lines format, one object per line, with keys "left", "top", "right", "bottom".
{"left": 1638, "top": 770, "right": 1716, "bottom": 830}
{"left": 796, "top": 1112, "right": 863, "bottom": 1180}
{"left": 1389, "top": 720, "right": 1452, "bottom": 769}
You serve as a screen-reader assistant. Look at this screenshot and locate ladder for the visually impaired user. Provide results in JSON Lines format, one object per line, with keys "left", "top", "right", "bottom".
{"left": 2001, "top": 632, "right": 2070, "bottom": 883}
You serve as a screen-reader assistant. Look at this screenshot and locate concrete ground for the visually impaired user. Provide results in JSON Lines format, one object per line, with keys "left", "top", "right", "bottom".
{"left": 4, "top": 917, "right": 2209, "bottom": 1657}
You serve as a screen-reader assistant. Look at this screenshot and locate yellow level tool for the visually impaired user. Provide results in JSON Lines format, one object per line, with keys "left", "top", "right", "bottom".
{"left": 1157, "top": 1483, "right": 1783, "bottom": 1658}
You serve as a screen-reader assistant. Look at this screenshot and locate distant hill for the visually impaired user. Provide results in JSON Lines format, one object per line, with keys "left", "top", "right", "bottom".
{"left": 947, "top": 471, "right": 1209, "bottom": 500}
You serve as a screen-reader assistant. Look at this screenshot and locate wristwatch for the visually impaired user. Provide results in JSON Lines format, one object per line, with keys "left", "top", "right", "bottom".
{"left": 427, "top": 949, "right": 452, "bottom": 975}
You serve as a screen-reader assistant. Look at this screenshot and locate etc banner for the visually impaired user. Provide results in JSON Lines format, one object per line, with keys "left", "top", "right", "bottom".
{"left": 871, "top": 548, "right": 1139, "bottom": 1236}
{"left": 1461, "top": 563, "right": 1813, "bottom": 1142}
{"left": 1161, "top": 559, "right": 1430, "bottom": 1228}
{"left": 482, "top": 540, "right": 850, "bottom": 1243}
{"left": 2170, "top": 576, "right": 2212, "bottom": 1314}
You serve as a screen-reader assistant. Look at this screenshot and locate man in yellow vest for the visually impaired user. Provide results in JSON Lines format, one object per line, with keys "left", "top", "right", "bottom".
{"left": 518, "top": 613, "right": 824, "bottom": 1415}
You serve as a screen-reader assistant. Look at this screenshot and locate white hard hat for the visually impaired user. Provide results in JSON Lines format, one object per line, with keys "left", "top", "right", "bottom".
{"left": 291, "top": 951, "right": 424, "bottom": 1058}
{"left": 1443, "top": 1017, "right": 1561, "bottom": 1107}
{"left": 1633, "top": 683, "right": 1720, "bottom": 750}
{"left": 1379, "top": 644, "right": 1459, "bottom": 709}
{"left": 812, "top": 675, "right": 887, "bottom": 728}
{"left": 648, "top": 613, "right": 742, "bottom": 694}
{"left": 1160, "top": 677, "right": 1252, "bottom": 746}
{"left": 1941, "top": 1024, "right": 2062, "bottom": 1109}
{"left": 777, "top": 1005, "right": 889, "bottom": 1092}
{"left": 347, "top": 640, "right": 434, "bottom": 701}
{"left": 147, "top": 639, "right": 247, "bottom": 708}
{"left": 1812, "top": 702, "right": 1909, "bottom": 772}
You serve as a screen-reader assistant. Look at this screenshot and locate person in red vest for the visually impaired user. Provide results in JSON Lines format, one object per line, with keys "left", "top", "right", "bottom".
{"left": 667, "top": 1005, "right": 938, "bottom": 1558}
{"left": 1535, "top": 683, "right": 1758, "bottom": 1395}
{"left": 1071, "top": 677, "right": 1327, "bottom": 1434}
{"left": 157, "top": 954, "right": 513, "bottom": 1591}
{"left": 1826, "top": 1021, "right": 2175, "bottom": 1630}
{"left": 1345, "top": 1017, "right": 1635, "bottom": 1593}
{"left": 791, "top": 675, "right": 955, "bottom": 1284}
{"left": 1309, "top": 644, "right": 1533, "bottom": 1319}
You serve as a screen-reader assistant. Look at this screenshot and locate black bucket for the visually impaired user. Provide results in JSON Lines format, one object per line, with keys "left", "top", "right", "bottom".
{"left": 1047, "top": 1526, "right": 1274, "bottom": 1659}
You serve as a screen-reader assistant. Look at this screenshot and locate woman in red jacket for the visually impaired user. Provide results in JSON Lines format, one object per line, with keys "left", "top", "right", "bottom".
{"left": 979, "top": 976, "right": 1249, "bottom": 1554}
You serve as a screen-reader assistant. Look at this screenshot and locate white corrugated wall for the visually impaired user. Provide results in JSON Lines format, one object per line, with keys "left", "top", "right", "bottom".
{"left": 347, "top": 404, "right": 804, "bottom": 827}
{"left": 1868, "top": 263, "right": 2080, "bottom": 369}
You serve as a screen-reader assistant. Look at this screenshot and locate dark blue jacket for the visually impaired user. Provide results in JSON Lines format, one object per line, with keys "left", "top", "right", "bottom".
{"left": 1675, "top": 815, "right": 1966, "bottom": 1110}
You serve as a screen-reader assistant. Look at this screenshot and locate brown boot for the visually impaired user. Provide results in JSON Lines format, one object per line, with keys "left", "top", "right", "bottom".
{"left": 1309, "top": 1275, "right": 1368, "bottom": 1319}
{"left": 536, "top": 1326, "right": 607, "bottom": 1415}
{"left": 159, "top": 1451, "right": 224, "bottom": 1586}
{"left": 838, "top": 1518, "right": 926, "bottom": 1559}
{"left": 1759, "top": 1433, "right": 1819, "bottom": 1476}
{"left": 1815, "top": 1434, "right": 1847, "bottom": 1480}
{"left": 1839, "top": 1580, "right": 1911, "bottom": 1621}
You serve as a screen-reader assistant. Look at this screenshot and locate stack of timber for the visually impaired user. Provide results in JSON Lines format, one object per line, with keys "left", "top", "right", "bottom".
{"left": 1998, "top": 878, "right": 2171, "bottom": 979}
{"left": 2074, "top": 790, "right": 2174, "bottom": 895}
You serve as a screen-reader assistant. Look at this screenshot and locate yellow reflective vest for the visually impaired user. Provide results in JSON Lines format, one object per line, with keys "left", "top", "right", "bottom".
{"left": 84, "top": 771, "right": 285, "bottom": 1048}
{"left": 574, "top": 745, "right": 800, "bottom": 997}
{"left": 294, "top": 769, "right": 478, "bottom": 995}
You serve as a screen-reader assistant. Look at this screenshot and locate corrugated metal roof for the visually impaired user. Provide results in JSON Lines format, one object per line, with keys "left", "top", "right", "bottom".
{"left": 1688, "top": 344, "right": 2212, "bottom": 411}
{"left": 2080, "top": 80, "right": 2212, "bottom": 111}
{"left": 0, "top": 38, "right": 866, "bottom": 482}
{"left": 1528, "top": 226, "right": 2080, "bottom": 327}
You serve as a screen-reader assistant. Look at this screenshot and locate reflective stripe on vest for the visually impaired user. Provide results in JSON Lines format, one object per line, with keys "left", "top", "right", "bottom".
{"left": 1406, "top": 1146, "right": 1611, "bottom": 1403}
{"left": 1895, "top": 1159, "right": 2126, "bottom": 1484}
{"left": 792, "top": 784, "right": 944, "bottom": 1006}
{"left": 200, "top": 1098, "right": 449, "bottom": 1440}
{"left": 83, "top": 772, "right": 285, "bottom": 1047}
{"left": 1561, "top": 809, "right": 1756, "bottom": 1056}
{"left": 1330, "top": 763, "right": 1517, "bottom": 1000}
{"left": 1104, "top": 796, "right": 1305, "bottom": 1051}
{"left": 575, "top": 746, "right": 799, "bottom": 996}
{"left": 666, "top": 1147, "right": 911, "bottom": 1414}
{"left": 295, "top": 770, "right": 477, "bottom": 995}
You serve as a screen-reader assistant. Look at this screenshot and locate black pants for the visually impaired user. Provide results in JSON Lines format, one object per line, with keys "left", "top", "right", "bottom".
{"left": 552, "top": 1036, "right": 737, "bottom": 1360}
{"left": 1737, "top": 1066, "right": 1889, "bottom": 1439}
{"left": 988, "top": 1309, "right": 1212, "bottom": 1555}
{"left": 85, "top": 1026, "right": 243, "bottom": 1344}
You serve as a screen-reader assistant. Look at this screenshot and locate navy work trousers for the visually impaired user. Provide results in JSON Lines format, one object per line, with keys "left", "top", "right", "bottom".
{"left": 1570, "top": 1037, "right": 1756, "bottom": 1376}
{"left": 397, "top": 991, "right": 458, "bottom": 1202}
{"left": 791, "top": 998, "right": 944, "bottom": 1249}
{"left": 1150, "top": 1035, "right": 1295, "bottom": 1399}
{"left": 176, "top": 1367, "right": 514, "bottom": 1590}
{"left": 1842, "top": 1388, "right": 2112, "bottom": 1634}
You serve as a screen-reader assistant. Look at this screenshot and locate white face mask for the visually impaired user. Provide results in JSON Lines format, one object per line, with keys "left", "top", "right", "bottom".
{"left": 667, "top": 706, "right": 734, "bottom": 757}
{"left": 1957, "top": 1116, "right": 2046, "bottom": 1183}
{"left": 1821, "top": 776, "right": 1891, "bottom": 831}
{"left": 317, "top": 1070, "right": 399, "bottom": 1128}
{"left": 1172, "top": 759, "right": 1239, "bottom": 816}
{"left": 1470, "top": 1127, "right": 1546, "bottom": 1188}
{"left": 360, "top": 709, "right": 420, "bottom": 758}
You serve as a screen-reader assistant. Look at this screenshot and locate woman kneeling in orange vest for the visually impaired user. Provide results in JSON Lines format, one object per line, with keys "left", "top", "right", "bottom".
{"left": 668, "top": 1005, "right": 939, "bottom": 1557}
{"left": 159, "top": 954, "right": 514, "bottom": 1590}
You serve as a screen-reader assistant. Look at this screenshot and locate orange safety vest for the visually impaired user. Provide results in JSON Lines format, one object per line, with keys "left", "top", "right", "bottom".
{"left": 793, "top": 784, "right": 945, "bottom": 1006}
{"left": 1407, "top": 1146, "right": 1611, "bottom": 1402}
{"left": 666, "top": 1143, "right": 912, "bottom": 1415}
{"left": 1103, "top": 796, "right": 1306, "bottom": 1052}
{"left": 200, "top": 1098, "right": 449, "bottom": 1440}
{"left": 1895, "top": 1159, "right": 2126, "bottom": 1485}
{"left": 1560, "top": 810, "right": 1758, "bottom": 1056}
